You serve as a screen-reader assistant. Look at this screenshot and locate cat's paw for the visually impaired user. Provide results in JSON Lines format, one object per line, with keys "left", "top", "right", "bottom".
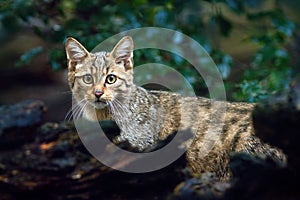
{"left": 113, "top": 135, "right": 127, "bottom": 144}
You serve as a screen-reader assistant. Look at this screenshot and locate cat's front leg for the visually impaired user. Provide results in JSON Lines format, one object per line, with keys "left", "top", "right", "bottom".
{"left": 112, "top": 132, "right": 144, "bottom": 152}
{"left": 112, "top": 133, "right": 127, "bottom": 144}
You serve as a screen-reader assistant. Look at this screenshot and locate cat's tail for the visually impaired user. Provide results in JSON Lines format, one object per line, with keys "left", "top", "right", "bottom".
{"left": 238, "top": 135, "right": 287, "bottom": 166}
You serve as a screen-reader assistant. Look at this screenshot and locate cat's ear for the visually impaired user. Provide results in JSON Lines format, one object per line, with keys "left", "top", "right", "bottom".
{"left": 65, "top": 37, "right": 90, "bottom": 71}
{"left": 111, "top": 36, "right": 134, "bottom": 71}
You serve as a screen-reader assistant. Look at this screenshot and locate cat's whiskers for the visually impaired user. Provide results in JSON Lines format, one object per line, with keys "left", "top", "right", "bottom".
{"left": 109, "top": 101, "right": 122, "bottom": 120}
{"left": 60, "top": 91, "right": 73, "bottom": 95}
{"left": 111, "top": 99, "right": 130, "bottom": 120}
{"left": 72, "top": 103, "right": 83, "bottom": 120}
{"left": 65, "top": 101, "right": 82, "bottom": 121}
{"left": 74, "top": 101, "right": 89, "bottom": 119}
{"left": 110, "top": 98, "right": 142, "bottom": 136}
{"left": 65, "top": 105, "right": 78, "bottom": 121}
{"left": 73, "top": 100, "right": 89, "bottom": 120}
{"left": 65, "top": 98, "right": 87, "bottom": 121}
{"left": 111, "top": 99, "right": 129, "bottom": 116}
{"left": 109, "top": 100, "right": 126, "bottom": 121}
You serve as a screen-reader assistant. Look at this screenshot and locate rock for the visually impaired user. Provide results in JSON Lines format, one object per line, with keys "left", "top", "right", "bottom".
{"left": 225, "top": 153, "right": 299, "bottom": 200}
{"left": 0, "top": 100, "right": 46, "bottom": 134}
{"left": 171, "top": 172, "right": 231, "bottom": 200}
{"left": 0, "top": 121, "right": 186, "bottom": 199}
{"left": 0, "top": 100, "right": 46, "bottom": 149}
{"left": 224, "top": 103, "right": 300, "bottom": 200}
{"left": 0, "top": 100, "right": 299, "bottom": 199}
{"left": 253, "top": 103, "right": 300, "bottom": 171}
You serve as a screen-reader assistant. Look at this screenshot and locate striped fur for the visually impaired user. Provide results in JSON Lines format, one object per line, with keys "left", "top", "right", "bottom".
{"left": 66, "top": 36, "right": 286, "bottom": 180}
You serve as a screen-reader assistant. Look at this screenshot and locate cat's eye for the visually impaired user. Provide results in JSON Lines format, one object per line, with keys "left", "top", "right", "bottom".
{"left": 82, "top": 74, "right": 93, "bottom": 84}
{"left": 106, "top": 74, "right": 117, "bottom": 84}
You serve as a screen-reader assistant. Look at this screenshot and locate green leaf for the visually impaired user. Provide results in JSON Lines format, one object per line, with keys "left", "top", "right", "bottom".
{"left": 1, "top": 13, "right": 20, "bottom": 33}
{"left": 236, "top": 80, "right": 268, "bottom": 102}
{"left": 48, "top": 49, "right": 65, "bottom": 71}
{"left": 15, "top": 46, "right": 43, "bottom": 67}
{"left": 51, "top": 60, "right": 61, "bottom": 71}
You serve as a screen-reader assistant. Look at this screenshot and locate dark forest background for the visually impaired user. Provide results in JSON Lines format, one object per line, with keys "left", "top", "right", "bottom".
{"left": 0, "top": 0, "right": 299, "bottom": 121}
{"left": 0, "top": 1, "right": 300, "bottom": 199}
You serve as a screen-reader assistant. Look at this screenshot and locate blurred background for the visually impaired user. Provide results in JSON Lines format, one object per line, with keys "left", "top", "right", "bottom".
{"left": 0, "top": 0, "right": 299, "bottom": 122}
{"left": 1, "top": 1, "right": 300, "bottom": 199}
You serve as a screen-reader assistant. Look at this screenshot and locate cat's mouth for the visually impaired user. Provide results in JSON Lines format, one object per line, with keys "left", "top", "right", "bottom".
{"left": 92, "top": 99, "right": 108, "bottom": 109}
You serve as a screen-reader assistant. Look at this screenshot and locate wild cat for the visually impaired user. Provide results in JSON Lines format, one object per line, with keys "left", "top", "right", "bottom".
{"left": 65, "top": 36, "right": 285, "bottom": 179}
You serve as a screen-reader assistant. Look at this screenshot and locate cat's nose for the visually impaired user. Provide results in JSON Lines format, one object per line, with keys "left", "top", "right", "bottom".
{"left": 94, "top": 90, "right": 103, "bottom": 99}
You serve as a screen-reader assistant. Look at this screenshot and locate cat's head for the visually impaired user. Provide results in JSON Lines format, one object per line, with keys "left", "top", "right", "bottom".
{"left": 65, "top": 36, "right": 134, "bottom": 113}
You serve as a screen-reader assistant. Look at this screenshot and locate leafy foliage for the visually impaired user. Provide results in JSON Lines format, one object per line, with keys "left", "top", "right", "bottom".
{"left": 15, "top": 46, "right": 43, "bottom": 67}
{"left": 0, "top": 0, "right": 297, "bottom": 102}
